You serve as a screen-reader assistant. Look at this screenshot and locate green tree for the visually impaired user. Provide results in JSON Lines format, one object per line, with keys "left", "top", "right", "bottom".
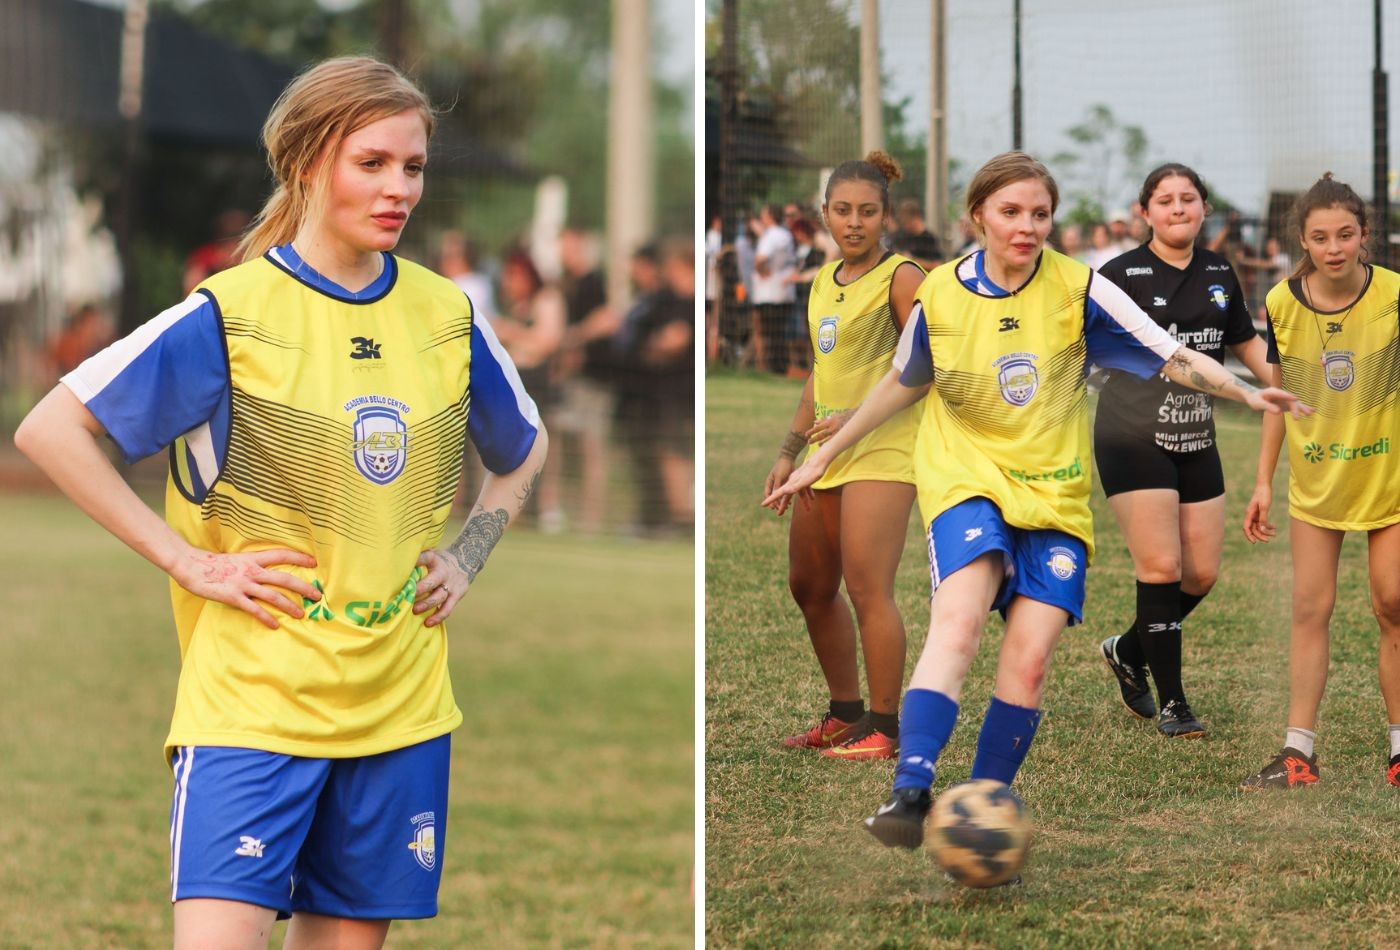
{"left": 1048, "top": 103, "right": 1149, "bottom": 227}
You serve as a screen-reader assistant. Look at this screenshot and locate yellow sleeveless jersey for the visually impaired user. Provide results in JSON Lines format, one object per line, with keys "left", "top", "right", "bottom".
{"left": 895, "top": 249, "right": 1179, "bottom": 558}
{"left": 1265, "top": 266, "right": 1400, "bottom": 530}
{"left": 807, "top": 252, "right": 922, "bottom": 489}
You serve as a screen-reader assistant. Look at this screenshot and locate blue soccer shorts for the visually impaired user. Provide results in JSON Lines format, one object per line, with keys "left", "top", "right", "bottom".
{"left": 168, "top": 734, "right": 450, "bottom": 919}
{"left": 926, "top": 496, "right": 1086, "bottom": 625}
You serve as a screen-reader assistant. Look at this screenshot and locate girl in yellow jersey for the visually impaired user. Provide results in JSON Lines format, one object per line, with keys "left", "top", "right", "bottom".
{"left": 16, "top": 58, "right": 547, "bottom": 945}
{"left": 765, "top": 152, "right": 1308, "bottom": 859}
{"left": 1241, "top": 174, "right": 1400, "bottom": 791}
{"left": 764, "top": 151, "right": 924, "bottom": 760}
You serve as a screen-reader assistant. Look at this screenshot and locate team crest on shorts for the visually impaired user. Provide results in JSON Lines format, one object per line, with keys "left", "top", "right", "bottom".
{"left": 1321, "top": 350, "right": 1355, "bottom": 391}
{"left": 817, "top": 316, "right": 838, "bottom": 354}
{"left": 408, "top": 811, "right": 436, "bottom": 871}
{"left": 994, "top": 352, "right": 1039, "bottom": 406}
{"left": 1046, "top": 546, "right": 1078, "bottom": 580}
{"left": 1208, "top": 284, "right": 1228, "bottom": 310}
{"left": 345, "top": 394, "right": 411, "bottom": 485}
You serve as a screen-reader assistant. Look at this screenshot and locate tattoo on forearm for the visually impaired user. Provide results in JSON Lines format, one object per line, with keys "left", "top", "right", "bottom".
{"left": 448, "top": 507, "right": 509, "bottom": 582}
{"left": 779, "top": 431, "right": 806, "bottom": 459}
{"left": 1166, "top": 350, "right": 1192, "bottom": 375}
{"left": 1188, "top": 370, "right": 1225, "bottom": 394}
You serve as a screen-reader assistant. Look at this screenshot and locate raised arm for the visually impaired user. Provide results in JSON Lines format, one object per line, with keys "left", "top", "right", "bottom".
{"left": 1159, "top": 345, "right": 1308, "bottom": 417}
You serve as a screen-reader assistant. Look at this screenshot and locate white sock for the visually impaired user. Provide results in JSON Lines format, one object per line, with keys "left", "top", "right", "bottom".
{"left": 1388, "top": 724, "right": 1400, "bottom": 759}
{"left": 1285, "top": 727, "right": 1316, "bottom": 759}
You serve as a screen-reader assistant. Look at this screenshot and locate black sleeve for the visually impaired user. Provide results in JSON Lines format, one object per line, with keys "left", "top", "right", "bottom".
{"left": 1264, "top": 308, "right": 1279, "bottom": 364}
{"left": 1224, "top": 266, "right": 1257, "bottom": 344}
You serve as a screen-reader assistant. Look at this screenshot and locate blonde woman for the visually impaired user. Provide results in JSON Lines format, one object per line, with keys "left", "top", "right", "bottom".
{"left": 16, "top": 57, "right": 547, "bottom": 947}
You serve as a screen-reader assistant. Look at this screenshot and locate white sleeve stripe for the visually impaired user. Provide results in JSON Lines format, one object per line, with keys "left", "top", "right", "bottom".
{"left": 892, "top": 301, "right": 924, "bottom": 372}
{"left": 473, "top": 313, "right": 541, "bottom": 428}
{"left": 1086, "top": 273, "right": 1181, "bottom": 359}
{"left": 186, "top": 422, "right": 218, "bottom": 487}
{"left": 61, "top": 294, "right": 210, "bottom": 404}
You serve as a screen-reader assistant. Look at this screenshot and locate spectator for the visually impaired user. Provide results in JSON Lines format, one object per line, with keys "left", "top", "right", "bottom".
{"left": 1108, "top": 209, "right": 1134, "bottom": 254}
{"left": 1057, "top": 223, "right": 1086, "bottom": 262}
{"left": 615, "top": 238, "right": 694, "bottom": 534}
{"left": 706, "top": 211, "right": 722, "bottom": 363}
{"left": 1084, "top": 221, "right": 1118, "bottom": 269}
{"left": 496, "top": 249, "right": 567, "bottom": 529}
{"left": 46, "top": 303, "right": 113, "bottom": 383}
{"left": 751, "top": 203, "right": 796, "bottom": 373}
{"left": 889, "top": 198, "right": 945, "bottom": 270}
{"left": 786, "top": 217, "right": 825, "bottom": 375}
{"left": 183, "top": 209, "right": 251, "bottom": 294}
{"left": 437, "top": 230, "right": 496, "bottom": 323}
{"left": 554, "top": 226, "right": 621, "bottom": 534}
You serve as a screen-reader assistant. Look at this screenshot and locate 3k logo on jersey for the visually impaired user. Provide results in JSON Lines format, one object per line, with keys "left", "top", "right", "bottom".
{"left": 350, "top": 337, "right": 383, "bottom": 359}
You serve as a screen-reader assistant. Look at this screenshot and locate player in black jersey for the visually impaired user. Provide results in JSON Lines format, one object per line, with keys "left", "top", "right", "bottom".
{"left": 1093, "top": 164, "right": 1273, "bottom": 737}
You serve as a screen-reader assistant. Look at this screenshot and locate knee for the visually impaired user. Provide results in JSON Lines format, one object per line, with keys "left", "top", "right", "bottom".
{"left": 1000, "top": 651, "right": 1049, "bottom": 699}
{"left": 931, "top": 612, "right": 984, "bottom": 662}
{"left": 1136, "top": 556, "right": 1182, "bottom": 585}
{"left": 843, "top": 572, "right": 894, "bottom": 619}
{"left": 789, "top": 572, "right": 838, "bottom": 612}
{"left": 1372, "top": 590, "right": 1400, "bottom": 631}
{"left": 1181, "top": 570, "right": 1217, "bottom": 598}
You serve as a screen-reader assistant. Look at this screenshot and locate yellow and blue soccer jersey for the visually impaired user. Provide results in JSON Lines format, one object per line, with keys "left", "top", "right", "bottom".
{"left": 62, "top": 244, "right": 540, "bottom": 759}
{"left": 1264, "top": 266, "right": 1400, "bottom": 530}
{"left": 892, "top": 248, "right": 1180, "bottom": 558}
{"left": 807, "top": 252, "right": 922, "bottom": 489}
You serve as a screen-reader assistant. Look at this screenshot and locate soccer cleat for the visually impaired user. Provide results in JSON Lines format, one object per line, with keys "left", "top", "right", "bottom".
{"left": 781, "top": 713, "right": 857, "bottom": 750}
{"left": 1388, "top": 754, "right": 1400, "bottom": 788}
{"left": 819, "top": 726, "right": 897, "bottom": 760}
{"left": 1101, "top": 636, "right": 1156, "bottom": 720}
{"left": 863, "top": 786, "right": 931, "bottom": 849}
{"left": 1239, "top": 747, "right": 1319, "bottom": 791}
{"left": 1156, "top": 699, "right": 1205, "bottom": 738}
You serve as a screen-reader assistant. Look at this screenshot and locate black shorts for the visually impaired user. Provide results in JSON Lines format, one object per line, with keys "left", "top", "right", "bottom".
{"left": 1094, "top": 432, "right": 1225, "bottom": 503}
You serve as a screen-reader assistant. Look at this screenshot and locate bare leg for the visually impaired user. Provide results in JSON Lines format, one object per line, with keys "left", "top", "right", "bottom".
{"left": 659, "top": 450, "right": 694, "bottom": 526}
{"left": 284, "top": 913, "right": 390, "bottom": 950}
{"left": 908, "top": 553, "right": 1003, "bottom": 700}
{"left": 1107, "top": 488, "right": 1183, "bottom": 585}
{"left": 1177, "top": 495, "right": 1225, "bottom": 598}
{"left": 1368, "top": 521, "right": 1400, "bottom": 723}
{"left": 993, "top": 596, "right": 1070, "bottom": 708}
{"left": 788, "top": 489, "right": 858, "bottom": 702}
{"left": 173, "top": 899, "right": 277, "bottom": 950}
{"left": 1286, "top": 519, "right": 1344, "bottom": 731}
{"left": 838, "top": 481, "right": 916, "bottom": 714}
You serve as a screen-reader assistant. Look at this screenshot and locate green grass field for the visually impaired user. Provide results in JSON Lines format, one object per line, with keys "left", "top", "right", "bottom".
{"left": 706, "top": 371, "right": 1400, "bottom": 948}
{"left": 0, "top": 492, "right": 693, "bottom": 948}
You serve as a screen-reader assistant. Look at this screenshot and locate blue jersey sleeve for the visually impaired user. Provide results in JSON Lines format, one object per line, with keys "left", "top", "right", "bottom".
{"left": 467, "top": 316, "right": 542, "bottom": 473}
{"left": 891, "top": 301, "right": 935, "bottom": 386}
{"left": 60, "top": 292, "right": 229, "bottom": 464}
{"left": 1083, "top": 273, "right": 1181, "bottom": 378}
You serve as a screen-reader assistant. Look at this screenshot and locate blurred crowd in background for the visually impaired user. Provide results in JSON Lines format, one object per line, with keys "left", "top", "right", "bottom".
{"left": 707, "top": 197, "right": 1292, "bottom": 375}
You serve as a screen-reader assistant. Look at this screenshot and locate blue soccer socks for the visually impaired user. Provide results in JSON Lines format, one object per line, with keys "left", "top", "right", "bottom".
{"left": 970, "top": 695, "right": 1043, "bottom": 785}
{"left": 892, "top": 689, "right": 959, "bottom": 791}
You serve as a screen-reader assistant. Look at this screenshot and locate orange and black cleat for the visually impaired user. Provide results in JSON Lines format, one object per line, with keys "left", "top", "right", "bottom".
{"left": 1387, "top": 753, "right": 1400, "bottom": 788}
{"left": 782, "top": 713, "right": 857, "bottom": 750}
{"left": 819, "top": 726, "right": 898, "bottom": 761}
{"left": 1239, "top": 747, "right": 1320, "bottom": 791}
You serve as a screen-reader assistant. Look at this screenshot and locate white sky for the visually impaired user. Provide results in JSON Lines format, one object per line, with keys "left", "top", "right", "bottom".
{"left": 878, "top": 0, "right": 1400, "bottom": 214}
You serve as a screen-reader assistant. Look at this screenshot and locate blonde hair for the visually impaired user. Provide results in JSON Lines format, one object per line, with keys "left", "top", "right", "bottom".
{"left": 965, "top": 151, "right": 1060, "bottom": 236}
{"left": 237, "top": 56, "right": 435, "bottom": 263}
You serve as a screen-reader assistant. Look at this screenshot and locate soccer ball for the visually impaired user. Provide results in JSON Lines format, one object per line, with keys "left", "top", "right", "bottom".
{"left": 928, "top": 780, "right": 1030, "bottom": 888}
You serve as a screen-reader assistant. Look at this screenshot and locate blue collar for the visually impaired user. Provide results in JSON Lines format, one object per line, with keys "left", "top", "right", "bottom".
{"left": 265, "top": 243, "right": 397, "bottom": 304}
